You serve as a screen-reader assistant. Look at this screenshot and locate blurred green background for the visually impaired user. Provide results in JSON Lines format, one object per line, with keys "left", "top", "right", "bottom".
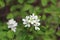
{"left": 0, "top": 0, "right": 60, "bottom": 40}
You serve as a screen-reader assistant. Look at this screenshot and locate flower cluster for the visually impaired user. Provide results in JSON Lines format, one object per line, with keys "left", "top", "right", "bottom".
{"left": 7, "top": 13, "right": 40, "bottom": 32}
{"left": 22, "top": 14, "right": 40, "bottom": 30}
{"left": 7, "top": 19, "right": 18, "bottom": 32}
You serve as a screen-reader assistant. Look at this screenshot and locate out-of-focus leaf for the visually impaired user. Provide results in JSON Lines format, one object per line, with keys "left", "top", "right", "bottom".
{"left": 1, "top": 38, "right": 8, "bottom": 40}
{"left": 10, "top": 5, "right": 21, "bottom": 12}
{"left": 0, "top": 31, "right": 7, "bottom": 39}
{"left": 28, "top": 35, "right": 34, "bottom": 40}
{"left": 42, "top": 15, "right": 46, "bottom": 20}
{"left": 0, "top": 1, "right": 5, "bottom": 8}
{"left": 51, "top": 0, "right": 57, "bottom": 5}
{"left": 19, "top": 11, "right": 28, "bottom": 18}
{"left": 44, "top": 5, "right": 60, "bottom": 13}
{"left": 45, "top": 28, "right": 55, "bottom": 35}
{"left": 34, "top": 7, "right": 42, "bottom": 14}
{"left": 41, "top": 0, "right": 48, "bottom": 6}
{"left": 7, "top": 30, "right": 14, "bottom": 39}
{"left": 18, "top": 0, "right": 24, "bottom": 4}
{"left": 7, "top": 13, "right": 14, "bottom": 19}
{"left": 43, "top": 35, "right": 51, "bottom": 40}
{"left": 16, "top": 30, "right": 27, "bottom": 40}
{"left": 27, "top": 0, "right": 35, "bottom": 3}
{"left": 21, "top": 4, "right": 32, "bottom": 11}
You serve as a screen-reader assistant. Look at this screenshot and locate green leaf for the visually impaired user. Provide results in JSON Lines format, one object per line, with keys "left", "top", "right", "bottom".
{"left": 1, "top": 38, "right": 8, "bottom": 40}
{"left": 7, "top": 30, "right": 14, "bottom": 39}
{"left": 42, "top": 15, "right": 46, "bottom": 20}
{"left": 0, "top": 1, "right": 5, "bottom": 8}
{"left": 43, "top": 35, "right": 51, "bottom": 40}
{"left": 41, "top": 0, "right": 48, "bottom": 6}
{"left": 1, "top": 23, "right": 8, "bottom": 30}
{"left": 10, "top": 5, "right": 21, "bottom": 12}
{"left": 16, "top": 31, "right": 27, "bottom": 40}
{"left": 28, "top": 35, "right": 34, "bottom": 40}
{"left": 0, "top": 31, "right": 7, "bottom": 39}
{"left": 19, "top": 11, "right": 28, "bottom": 18}
{"left": 44, "top": 5, "right": 60, "bottom": 13}
{"left": 22, "top": 4, "right": 32, "bottom": 11}
{"left": 45, "top": 28, "right": 55, "bottom": 35}
{"left": 27, "top": 0, "right": 35, "bottom": 3}
{"left": 18, "top": 0, "right": 24, "bottom": 4}
{"left": 7, "top": 13, "right": 14, "bottom": 19}
{"left": 29, "top": 7, "right": 34, "bottom": 14}
{"left": 34, "top": 7, "right": 41, "bottom": 14}
{"left": 51, "top": 0, "right": 57, "bottom": 5}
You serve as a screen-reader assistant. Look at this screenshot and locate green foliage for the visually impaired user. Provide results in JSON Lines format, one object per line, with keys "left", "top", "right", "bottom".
{"left": 51, "top": 0, "right": 57, "bottom": 5}
{"left": 27, "top": 0, "right": 35, "bottom": 3}
{"left": 18, "top": 0, "right": 24, "bottom": 4}
{"left": 0, "top": 0, "right": 60, "bottom": 40}
{"left": 0, "top": 0, "right": 5, "bottom": 8}
{"left": 7, "top": 30, "right": 14, "bottom": 39}
{"left": 7, "top": 13, "right": 14, "bottom": 19}
{"left": 21, "top": 4, "right": 32, "bottom": 11}
{"left": 41, "top": 0, "right": 48, "bottom": 6}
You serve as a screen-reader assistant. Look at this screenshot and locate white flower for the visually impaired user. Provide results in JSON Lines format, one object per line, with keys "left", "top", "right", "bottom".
{"left": 22, "top": 13, "right": 40, "bottom": 30}
{"left": 7, "top": 19, "right": 18, "bottom": 32}
{"left": 22, "top": 16, "right": 30, "bottom": 27}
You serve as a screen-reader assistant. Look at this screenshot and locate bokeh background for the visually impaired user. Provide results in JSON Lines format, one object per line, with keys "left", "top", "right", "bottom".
{"left": 0, "top": 0, "right": 60, "bottom": 40}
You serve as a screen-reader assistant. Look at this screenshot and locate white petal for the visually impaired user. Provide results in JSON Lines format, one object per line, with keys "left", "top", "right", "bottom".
{"left": 25, "top": 24, "right": 30, "bottom": 27}
{"left": 22, "top": 19, "right": 26, "bottom": 21}
{"left": 9, "top": 19, "right": 15, "bottom": 24}
{"left": 13, "top": 23, "right": 18, "bottom": 27}
{"left": 37, "top": 23, "right": 40, "bottom": 26}
{"left": 26, "top": 16, "right": 29, "bottom": 19}
{"left": 8, "top": 26, "right": 12, "bottom": 28}
{"left": 31, "top": 21, "right": 34, "bottom": 24}
{"left": 23, "top": 22, "right": 27, "bottom": 24}
{"left": 25, "top": 25, "right": 28, "bottom": 27}
{"left": 35, "top": 27, "right": 40, "bottom": 30}
{"left": 32, "top": 14, "right": 35, "bottom": 16}
{"left": 27, "top": 24, "right": 30, "bottom": 27}
{"left": 11, "top": 27, "right": 16, "bottom": 32}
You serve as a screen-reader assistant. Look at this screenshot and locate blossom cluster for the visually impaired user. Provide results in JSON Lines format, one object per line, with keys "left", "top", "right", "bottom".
{"left": 22, "top": 14, "right": 40, "bottom": 30}
{"left": 7, "top": 13, "right": 40, "bottom": 32}
{"left": 7, "top": 19, "right": 18, "bottom": 32}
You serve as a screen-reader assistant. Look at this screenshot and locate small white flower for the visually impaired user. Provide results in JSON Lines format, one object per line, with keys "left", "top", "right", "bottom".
{"left": 7, "top": 19, "right": 18, "bottom": 32}
{"left": 35, "top": 27, "right": 40, "bottom": 30}
{"left": 22, "top": 13, "right": 40, "bottom": 30}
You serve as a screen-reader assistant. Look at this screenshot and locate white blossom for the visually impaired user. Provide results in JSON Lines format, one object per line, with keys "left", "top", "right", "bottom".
{"left": 22, "top": 13, "right": 40, "bottom": 30}
{"left": 7, "top": 19, "right": 18, "bottom": 32}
